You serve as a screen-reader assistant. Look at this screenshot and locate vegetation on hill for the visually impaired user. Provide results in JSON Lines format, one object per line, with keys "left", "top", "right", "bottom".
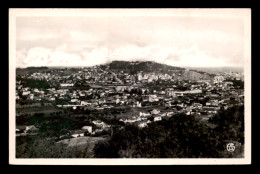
{"left": 94, "top": 105, "right": 244, "bottom": 158}
{"left": 224, "top": 79, "right": 244, "bottom": 89}
{"left": 26, "top": 66, "right": 49, "bottom": 70}
{"left": 209, "top": 105, "right": 244, "bottom": 144}
{"left": 17, "top": 76, "right": 50, "bottom": 89}
{"left": 100, "top": 61, "right": 213, "bottom": 81}
{"left": 103, "top": 61, "right": 184, "bottom": 74}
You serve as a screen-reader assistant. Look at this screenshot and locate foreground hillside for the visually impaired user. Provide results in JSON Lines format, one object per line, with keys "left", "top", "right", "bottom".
{"left": 94, "top": 105, "right": 244, "bottom": 158}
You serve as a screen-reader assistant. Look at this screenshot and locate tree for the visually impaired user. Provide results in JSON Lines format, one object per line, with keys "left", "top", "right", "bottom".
{"left": 93, "top": 112, "right": 241, "bottom": 158}
{"left": 209, "top": 105, "right": 244, "bottom": 144}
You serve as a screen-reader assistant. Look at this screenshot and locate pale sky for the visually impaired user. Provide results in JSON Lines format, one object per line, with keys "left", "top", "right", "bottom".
{"left": 15, "top": 9, "right": 247, "bottom": 68}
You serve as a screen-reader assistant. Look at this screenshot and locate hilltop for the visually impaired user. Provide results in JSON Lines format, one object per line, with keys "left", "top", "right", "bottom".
{"left": 100, "top": 61, "right": 183, "bottom": 74}
{"left": 100, "top": 60, "right": 213, "bottom": 81}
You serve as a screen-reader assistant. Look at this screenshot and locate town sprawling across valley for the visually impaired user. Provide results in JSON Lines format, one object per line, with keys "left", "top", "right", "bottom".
{"left": 15, "top": 61, "right": 245, "bottom": 158}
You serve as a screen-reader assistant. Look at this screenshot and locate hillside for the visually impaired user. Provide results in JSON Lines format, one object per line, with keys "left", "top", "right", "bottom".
{"left": 101, "top": 61, "right": 213, "bottom": 81}
{"left": 177, "top": 70, "right": 213, "bottom": 81}
{"left": 100, "top": 61, "right": 182, "bottom": 74}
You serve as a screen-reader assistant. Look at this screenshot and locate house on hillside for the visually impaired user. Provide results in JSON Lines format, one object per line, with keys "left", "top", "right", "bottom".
{"left": 151, "top": 109, "right": 160, "bottom": 115}
{"left": 16, "top": 125, "right": 26, "bottom": 133}
{"left": 139, "top": 112, "right": 151, "bottom": 117}
{"left": 22, "top": 91, "right": 30, "bottom": 96}
{"left": 26, "top": 125, "right": 39, "bottom": 133}
{"left": 92, "top": 120, "right": 110, "bottom": 129}
{"left": 71, "top": 130, "right": 85, "bottom": 138}
{"left": 149, "top": 95, "right": 159, "bottom": 102}
{"left": 154, "top": 116, "right": 162, "bottom": 122}
{"left": 138, "top": 122, "right": 148, "bottom": 128}
{"left": 60, "top": 83, "right": 74, "bottom": 87}
{"left": 82, "top": 126, "right": 93, "bottom": 134}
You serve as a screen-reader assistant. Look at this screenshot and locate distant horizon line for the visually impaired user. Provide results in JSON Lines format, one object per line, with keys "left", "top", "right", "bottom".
{"left": 16, "top": 60, "right": 243, "bottom": 69}
{"left": 16, "top": 65, "right": 244, "bottom": 68}
{"left": 16, "top": 65, "right": 244, "bottom": 69}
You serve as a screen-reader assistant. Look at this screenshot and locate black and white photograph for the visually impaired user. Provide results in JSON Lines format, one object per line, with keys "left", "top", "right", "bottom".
{"left": 9, "top": 8, "right": 251, "bottom": 165}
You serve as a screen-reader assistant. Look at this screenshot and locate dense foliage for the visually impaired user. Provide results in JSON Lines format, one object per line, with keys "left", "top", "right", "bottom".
{"left": 18, "top": 78, "right": 50, "bottom": 89}
{"left": 94, "top": 105, "right": 244, "bottom": 158}
{"left": 225, "top": 79, "right": 244, "bottom": 89}
{"left": 106, "top": 61, "right": 183, "bottom": 74}
{"left": 209, "top": 105, "right": 244, "bottom": 144}
{"left": 26, "top": 67, "right": 49, "bottom": 70}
